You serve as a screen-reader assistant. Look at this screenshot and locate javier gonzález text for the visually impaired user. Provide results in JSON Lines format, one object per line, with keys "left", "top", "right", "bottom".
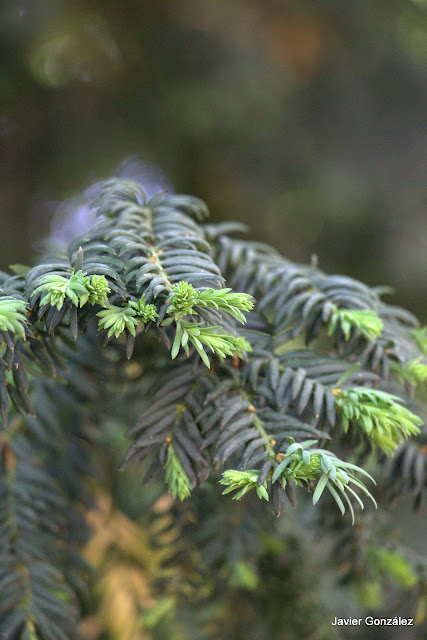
{"left": 332, "top": 616, "right": 414, "bottom": 626}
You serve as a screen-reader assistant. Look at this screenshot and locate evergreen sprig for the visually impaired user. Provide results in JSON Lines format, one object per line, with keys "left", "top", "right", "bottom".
{"left": 272, "top": 438, "right": 377, "bottom": 524}
{"left": 163, "top": 281, "right": 253, "bottom": 367}
{"left": 32, "top": 270, "right": 88, "bottom": 309}
{"left": 0, "top": 296, "right": 29, "bottom": 340}
{"left": 167, "top": 282, "right": 253, "bottom": 320}
{"left": 220, "top": 438, "right": 376, "bottom": 524}
{"left": 392, "top": 357, "right": 427, "bottom": 385}
{"left": 333, "top": 387, "right": 422, "bottom": 454}
{"left": 32, "top": 270, "right": 110, "bottom": 310}
{"left": 165, "top": 441, "right": 193, "bottom": 500}
{"left": 129, "top": 295, "right": 159, "bottom": 323}
{"left": 195, "top": 287, "right": 254, "bottom": 322}
{"left": 166, "top": 280, "right": 200, "bottom": 315}
{"left": 97, "top": 303, "right": 139, "bottom": 338}
{"left": 97, "top": 295, "right": 158, "bottom": 338}
{"left": 220, "top": 469, "right": 269, "bottom": 501}
{"left": 168, "top": 318, "right": 251, "bottom": 367}
{"left": 81, "top": 273, "right": 111, "bottom": 306}
{"left": 328, "top": 307, "right": 383, "bottom": 340}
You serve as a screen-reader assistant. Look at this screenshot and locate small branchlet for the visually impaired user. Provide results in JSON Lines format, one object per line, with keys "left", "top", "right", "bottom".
{"left": 164, "top": 282, "right": 253, "bottom": 367}
{"left": 32, "top": 271, "right": 110, "bottom": 310}
{"left": 391, "top": 357, "right": 427, "bottom": 386}
{"left": 97, "top": 305, "right": 139, "bottom": 338}
{"left": 33, "top": 270, "right": 88, "bottom": 310}
{"left": 96, "top": 296, "right": 158, "bottom": 338}
{"left": 195, "top": 287, "right": 254, "bottom": 323}
{"left": 165, "top": 442, "right": 193, "bottom": 500}
{"left": 220, "top": 438, "right": 377, "bottom": 523}
{"left": 220, "top": 469, "right": 269, "bottom": 501}
{"left": 271, "top": 438, "right": 377, "bottom": 525}
{"left": 328, "top": 307, "right": 383, "bottom": 341}
{"left": 96, "top": 295, "right": 158, "bottom": 339}
{"left": 0, "top": 296, "right": 29, "bottom": 340}
{"left": 167, "top": 319, "right": 251, "bottom": 367}
{"left": 81, "top": 274, "right": 111, "bottom": 306}
{"left": 128, "top": 296, "right": 159, "bottom": 324}
{"left": 333, "top": 387, "right": 422, "bottom": 454}
{"left": 166, "top": 281, "right": 200, "bottom": 315}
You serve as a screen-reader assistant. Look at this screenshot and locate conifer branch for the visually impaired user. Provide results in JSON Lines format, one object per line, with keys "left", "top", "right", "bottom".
{"left": 0, "top": 178, "right": 424, "bottom": 637}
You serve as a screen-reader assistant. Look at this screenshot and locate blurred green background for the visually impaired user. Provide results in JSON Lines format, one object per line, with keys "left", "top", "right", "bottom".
{"left": 1, "top": 0, "right": 426, "bottom": 319}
